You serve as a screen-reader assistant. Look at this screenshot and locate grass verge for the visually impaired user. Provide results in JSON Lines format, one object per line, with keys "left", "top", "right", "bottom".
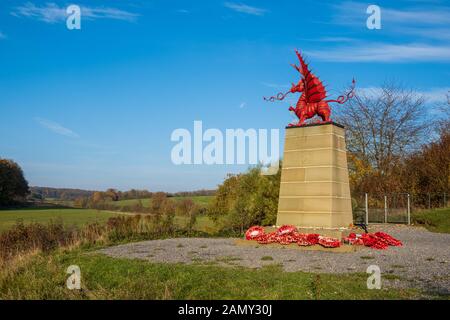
{"left": 0, "top": 248, "right": 431, "bottom": 300}
{"left": 412, "top": 207, "right": 450, "bottom": 233}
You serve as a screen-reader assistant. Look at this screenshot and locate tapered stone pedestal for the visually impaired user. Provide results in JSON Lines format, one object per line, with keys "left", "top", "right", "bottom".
{"left": 276, "top": 122, "right": 353, "bottom": 229}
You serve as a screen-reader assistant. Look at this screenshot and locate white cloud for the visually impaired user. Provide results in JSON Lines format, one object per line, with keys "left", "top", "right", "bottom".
{"left": 382, "top": 7, "right": 450, "bottom": 26}
{"left": 421, "top": 88, "right": 450, "bottom": 104}
{"left": 331, "top": 2, "right": 450, "bottom": 41}
{"left": 356, "top": 86, "right": 450, "bottom": 104}
{"left": 300, "top": 36, "right": 356, "bottom": 43}
{"left": 261, "top": 82, "right": 290, "bottom": 89}
{"left": 81, "top": 6, "right": 139, "bottom": 22}
{"left": 333, "top": 1, "right": 450, "bottom": 26}
{"left": 316, "top": 2, "right": 450, "bottom": 62}
{"left": 224, "top": 2, "right": 268, "bottom": 16}
{"left": 35, "top": 117, "right": 79, "bottom": 138}
{"left": 396, "top": 26, "right": 450, "bottom": 42}
{"left": 11, "top": 2, "right": 139, "bottom": 23}
{"left": 306, "top": 43, "right": 450, "bottom": 62}
{"left": 317, "top": 36, "right": 355, "bottom": 42}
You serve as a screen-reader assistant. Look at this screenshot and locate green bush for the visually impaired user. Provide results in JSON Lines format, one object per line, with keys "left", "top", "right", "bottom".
{"left": 0, "top": 220, "right": 76, "bottom": 260}
{"left": 208, "top": 165, "right": 280, "bottom": 232}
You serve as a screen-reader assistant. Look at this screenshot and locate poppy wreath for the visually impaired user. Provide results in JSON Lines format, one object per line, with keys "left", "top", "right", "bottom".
{"left": 256, "top": 232, "right": 278, "bottom": 244}
{"left": 344, "top": 233, "right": 365, "bottom": 245}
{"left": 246, "top": 226, "right": 402, "bottom": 250}
{"left": 245, "top": 225, "right": 340, "bottom": 248}
{"left": 318, "top": 236, "right": 341, "bottom": 248}
{"left": 276, "top": 225, "right": 297, "bottom": 236}
{"left": 306, "top": 233, "right": 320, "bottom": 245}
{"left": 245, "top": 226, "right": 265, "bottom": 240}
{"left": 374, "top": 232, "right": 403, "bottom": 247}
{"left": 343, "top": 232, "right": 402, "bottom": 249}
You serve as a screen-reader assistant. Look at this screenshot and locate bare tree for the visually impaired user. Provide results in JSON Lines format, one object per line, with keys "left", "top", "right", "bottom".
{"left": 435, "top": 91, "right": 450, "bottom": 133}
{"left": 335, "top": 82, "right": 429, "bottom": 176}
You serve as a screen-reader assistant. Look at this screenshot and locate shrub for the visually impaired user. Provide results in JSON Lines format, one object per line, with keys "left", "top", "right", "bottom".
{"left": 207, "top": 165, "right": 280, "bottom": 232}
{"left": 0, "top": 220, "right": 76, "bottom": 260}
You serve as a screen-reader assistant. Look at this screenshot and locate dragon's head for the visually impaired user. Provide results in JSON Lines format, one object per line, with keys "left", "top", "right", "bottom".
{"left": 290, "top": 49, "right": 308, "bottom": 94}
{"left": 290, "top": 80, "right": 304, "bottom": 94}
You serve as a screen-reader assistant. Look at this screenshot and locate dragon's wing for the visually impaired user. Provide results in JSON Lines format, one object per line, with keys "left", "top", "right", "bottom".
{"left": 296, "top": 51, "right": 327, "bottom": 103}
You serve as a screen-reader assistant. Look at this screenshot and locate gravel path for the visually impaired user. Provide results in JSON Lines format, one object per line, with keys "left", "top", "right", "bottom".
{"left": 98, "top": 225, "right": 450, "bottom": 295}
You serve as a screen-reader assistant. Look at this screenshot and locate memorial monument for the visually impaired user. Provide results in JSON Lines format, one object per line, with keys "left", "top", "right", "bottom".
{"left": 265, "top": 50, "right": 356, "bottom": 230}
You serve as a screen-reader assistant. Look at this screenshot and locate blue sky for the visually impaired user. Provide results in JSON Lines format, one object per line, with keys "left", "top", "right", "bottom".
{"left": 0, "top": 0, "right": 449, "bottom": 192}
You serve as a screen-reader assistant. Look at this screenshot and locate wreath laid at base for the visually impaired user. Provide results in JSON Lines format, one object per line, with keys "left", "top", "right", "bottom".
{"left": 245, "top": 225, "right": 402, "bottom": 250}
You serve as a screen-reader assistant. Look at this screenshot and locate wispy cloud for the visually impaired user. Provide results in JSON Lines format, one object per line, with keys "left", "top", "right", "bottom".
{"left": 306, "top": 43, "right": 450, "bottom": 62}
{"left": 224, "top": 2, "right": 268, "bottom": 16}
{"left": 396, "top": 26, "right": 450, "bottom": 42}
{"left": 421, "top": 88, "right": 450, "bottom": 104}
{"left": 261, "top": 82, "right": 290, "bottom": 89}
{"left": 0, "top": 31, "right": 6, "bottom": 39}
{"left": 357, "top": 86, "right": 450, "bottom": 104}
{"left": 381, "top": 6, "right": 450, "bottom": 26}
{"left": 331, "top": 1, "right": 450, "bottom": 41}
{"left": 300, "top": 36, "right": 356, "bottom": 43}
{"left": 11, "top": 2, "right": 139, "bottom": 23}
{"left": 35, "top": 117, "right": 79, "bottom": 138}
{"left": 177, "top": 9, "right": 190, "bottom": 14}
{"left": 333, "top": 2, "right": 450, "bottom": 26}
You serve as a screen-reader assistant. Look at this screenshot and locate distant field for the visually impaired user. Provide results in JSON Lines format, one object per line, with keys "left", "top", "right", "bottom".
{"left": 0, "top": 195, "right": 218, "bottom": 234}
{"left": 107, "top": 195, "right": 214, "bottom": 208}
{"left": 0, "top": 208, "right": 120, "bottom": 233}
{"left": 0, "top": 206, "right": 221, "bottom": 234}
{"left": 44, "top": 198, "right": 74, "bottom": 207}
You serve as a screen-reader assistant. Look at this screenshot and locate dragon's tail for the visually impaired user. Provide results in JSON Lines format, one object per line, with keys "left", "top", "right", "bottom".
{"left": 325, "top": 79, "right": 356, "bottom": 104}
{"left": 263, "top": 91, "right": 291, "bottom": 102}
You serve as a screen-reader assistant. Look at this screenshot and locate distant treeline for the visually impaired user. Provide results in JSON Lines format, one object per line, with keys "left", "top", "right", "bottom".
{"left": 30, "top": 187, "right": 95, "bottom": 201}
{"left": 29, "top": 186, "right": 216, "bottom": 202}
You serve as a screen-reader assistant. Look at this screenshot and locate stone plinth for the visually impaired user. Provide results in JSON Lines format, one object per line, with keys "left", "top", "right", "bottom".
{"left": 276, "top": 122, "right": 353, "bottom": 228}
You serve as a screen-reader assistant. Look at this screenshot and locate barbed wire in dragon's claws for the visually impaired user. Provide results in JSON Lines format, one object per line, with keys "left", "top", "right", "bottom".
{"left": 326, "top": 78, "right": 356, "bottom": 104}
{"left": 263, "top": 91, "right": 291, "bottom": 102}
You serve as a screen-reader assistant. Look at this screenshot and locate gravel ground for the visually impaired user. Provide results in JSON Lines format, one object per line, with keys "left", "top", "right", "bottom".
{"left": 98, "top": 225, "right": 450, "bottom": 295}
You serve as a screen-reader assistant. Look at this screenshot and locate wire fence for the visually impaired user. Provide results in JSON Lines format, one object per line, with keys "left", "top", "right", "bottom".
{"left": 352, "top": 192, "right": 448, "bottom": 225}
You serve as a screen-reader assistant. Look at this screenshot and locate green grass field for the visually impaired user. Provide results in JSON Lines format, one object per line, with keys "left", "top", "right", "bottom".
{"left": 107, "top": 195, "right": 214, "bottom": 209}
{"left": 412, "top": 207, "right": 450, "bottom": 233}
{"left": 0, "top": 206, "right": 220, "bottom": 234}
{"left": 0, "top": 249, "right": 429, "bottom": 300}
{"left": 0, "top": 208, "right": 120, "bottom": 233}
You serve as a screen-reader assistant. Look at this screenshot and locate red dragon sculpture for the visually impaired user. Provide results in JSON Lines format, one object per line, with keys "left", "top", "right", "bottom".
{"left": 264, "top": 50, "right": 355, "bottom": 126}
